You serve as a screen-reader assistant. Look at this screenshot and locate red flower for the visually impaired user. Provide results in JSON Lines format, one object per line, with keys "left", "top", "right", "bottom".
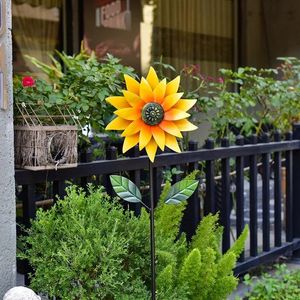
{"left": 217, "top": 77, "right": 224, "bottom": 84}
{"left": 22, "top": 76, "right": 35, "bottom": 87}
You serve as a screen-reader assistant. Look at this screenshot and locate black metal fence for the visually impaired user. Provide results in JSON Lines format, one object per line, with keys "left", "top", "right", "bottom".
{"left": 15, "top": 124, "right": 300, "bottom": 283}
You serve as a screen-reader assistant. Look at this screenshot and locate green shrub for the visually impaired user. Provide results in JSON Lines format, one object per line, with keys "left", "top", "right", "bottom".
{"left": 155, "top": 58, "right": 300, "bottom": 139}
{"left": 155, "top": 182, "right": 248, "bottom": 300}
{"left": 20, "top": 182, "right": 248, "bottom": 299}
{"left": 242, "top": 264, "right": 300, "bottom": 300}
{"left": 20, "top": 185, "right": 150, "bottom": 299}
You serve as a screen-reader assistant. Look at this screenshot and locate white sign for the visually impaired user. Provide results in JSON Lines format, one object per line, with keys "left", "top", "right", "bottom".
{"left": 95, "top": 0, "right": 131, "bottom": 30}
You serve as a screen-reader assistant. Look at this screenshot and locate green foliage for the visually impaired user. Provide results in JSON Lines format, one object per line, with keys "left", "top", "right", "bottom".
{"left": 57, "top": 52, "right": 136, "bottom": 138}
{"left": 155, "top": 210, "right": 249, "bottom": 300}
{"left": 242, "top": 264, "right": 300, "bottom": 300}
{"left": 184, "top": 169, "right": 200, "bottom": 181}
{"left": 13, "top": 77, "right": 63, "bottom": 119}
{"left": 191, "top": 212, "right": 223, "bottom": 256}
{"left": 229, "top": 224, "right": 249, "bottom": 258}
{"left": 155, "top": 57, "right": 300, "bottom": 140}
{"left": 23, "top": 49, "right": 137, "bottom": 144}
{"left": 162, "top": 167, "right": 184, "bottom": 182}
{"left": 207, "top": 252, "right": 238, "bottom": 300}
{"left": 155, "top": 180, "right": 186, "bottom": 241}
{"left": 21, "top": 181, "right": 247, "bottom": 299}
{"left": 14, "top": 77, "right": 50, "bottom": 105}
{"left": 178, "top": 248, "right": 202, "bottom": 296}
{"left": 196, "top": 66, "right": 300, "bottom": 138}
{"left": 154, "top": 171, "right": 247, "bottom": 299}
{"left": 20, "top": 185, "right": 150, "bottom": 299}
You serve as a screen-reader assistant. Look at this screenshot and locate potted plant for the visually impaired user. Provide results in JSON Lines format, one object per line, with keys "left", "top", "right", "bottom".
{"left": 26, "top": 48, "right": 137, "bottom": 160}
{"left": 13, "top": 76, "right": 79, "bottom": 170}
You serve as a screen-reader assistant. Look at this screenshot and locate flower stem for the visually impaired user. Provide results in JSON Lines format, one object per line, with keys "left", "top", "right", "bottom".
{"left": 149, "top": 160, "right": 156, "bottom": 300}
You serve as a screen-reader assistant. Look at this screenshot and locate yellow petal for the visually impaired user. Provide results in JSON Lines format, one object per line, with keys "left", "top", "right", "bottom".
{"left": 145, "top": 138, "right": 158, "bottom": 162}
{"left": 122, "top": 119, "right": 143, "bottom": 136}
{"left": 153, "top": 79, "right": 166, "bottom": 103}
{"left": 165, "top": 133, "right": 181, "bottom": 152}
{"left": 174, "top": 99, "right": 197, "bottom": 111}
{"left": 151, "top": 126, "right": 165, "bottom": 151}
{"left": 140, "top": 77, "right": 154, "bottom": 102}
{"left": 106, "top": 96, "right": 129, "bottom": 109}
{"left": 175, "top": 119, "right": 198, "bottom": 131}
{"left": 146, "top": 67, "right": 159, "bottom": 89}
{"left": 166, "top": 76, "right": 180, "bottom": 96}
{"left": 115, "top": 107, "right": 141, "bottom": 120}
{"left": 105, "top": 117, "right": 131, "bottom": 130}
{"left": 159, "top": 120, "right": 182, "bottom": 138}
{"left": 164, "top": 109, "right": 190, "bottom": 121}
{"left": 161, "top": 93, "right": 183, "bottom": 111}
{"left": 139, "top": 124, "right": 152, "bottom": 150}
{"left": 124, "top": 74, "right": 140, "bottom": 95}
{"left": 123, "top": 90, "right": 143, "bottom": 107}
{"left": 123, "top": 134, "right": 139, "bottom": 153}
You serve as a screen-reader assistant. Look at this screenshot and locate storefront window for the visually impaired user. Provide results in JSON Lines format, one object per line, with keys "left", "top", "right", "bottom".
{"left": 13, "top": 0, "right": 235, "bottom": 76}
{"left": 83, "top": 0, "right": 142, "bottom": 71}
{"left": 149, "top": 0, "right": 234, "bottom": 76}
{"left": 12, "top": 0, "right": 62, "bottom": 75}
{"left": 84, "top": 0, "right": 234, "bottom": 77}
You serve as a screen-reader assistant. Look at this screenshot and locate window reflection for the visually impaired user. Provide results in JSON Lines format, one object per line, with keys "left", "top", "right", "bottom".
{"left": 84, "top": 0, "right": 234, "bottom": 77}
{"left": 83, "top": 0, "right": 141, "bottom": 71}
{"left": 150, "top": 0, "right": 234, "bottom": 77}
{"left": 13, "top": 0, "right": 234, "bottom": 77}
{"left": 12, "top": 0, "right": 62, "bottom": 75}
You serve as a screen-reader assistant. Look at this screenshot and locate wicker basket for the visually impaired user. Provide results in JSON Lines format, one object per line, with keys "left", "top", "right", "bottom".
{"left": 14, "top": 103, "right": 80, "bottom": 170}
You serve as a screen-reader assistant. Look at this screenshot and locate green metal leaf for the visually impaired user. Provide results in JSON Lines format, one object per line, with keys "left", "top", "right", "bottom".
{"left": 110, "top": 175, "right": 142, "bottom": 203}
{"left": 165, "top": 179, "right": 199, "bottom": 204}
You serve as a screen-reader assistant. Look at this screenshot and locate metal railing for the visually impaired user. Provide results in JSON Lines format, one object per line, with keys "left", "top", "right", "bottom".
{"left": 15, "top": 124, "right": 300, "bottom": 283}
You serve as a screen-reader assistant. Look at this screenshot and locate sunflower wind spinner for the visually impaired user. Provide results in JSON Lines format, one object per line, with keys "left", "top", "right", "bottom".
{"left": 105, "top": 67, "right": 197, "bottom": 161}
{"left": 106, "top": 67, "right": 199, "bottom": 300}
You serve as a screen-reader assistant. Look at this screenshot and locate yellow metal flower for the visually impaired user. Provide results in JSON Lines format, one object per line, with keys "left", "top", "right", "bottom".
{"left": 105, "top": 67, "right": 198, "bottom": 162}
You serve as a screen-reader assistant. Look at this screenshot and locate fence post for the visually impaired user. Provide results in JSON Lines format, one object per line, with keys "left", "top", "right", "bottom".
{"left": 204, "top": 138, "right": 216, "bottom": 214}
{"left": 249, "top": 134, "right": 258, "bottom": 257}
{"left": 104, "top": 146, "right": 117, "bottom": 196}
{"left": 236, "top": 135, "right": 245, "bottom": 261}
{"left": 285, "top": 132, "right": 293, "bottom": 242}
{"left": 221, "top": 137, "right": 231, "bottom": 252}
{"left": 181, "top": 141, "right": 200, "bottom": 240}
{"left": 129, "top": 146, "right": 141, "bottom": 215}
{"left": 274, "top": 131, "right": 282, "bottom": 247}
{"left": 53, "top": 180, "right": 66, "bottom": 203}
{"left": 22, "top": 184, "right": 36, "bottom": 286}
{"left": 292, "top": 124, "right": 300, "bottom": 240}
